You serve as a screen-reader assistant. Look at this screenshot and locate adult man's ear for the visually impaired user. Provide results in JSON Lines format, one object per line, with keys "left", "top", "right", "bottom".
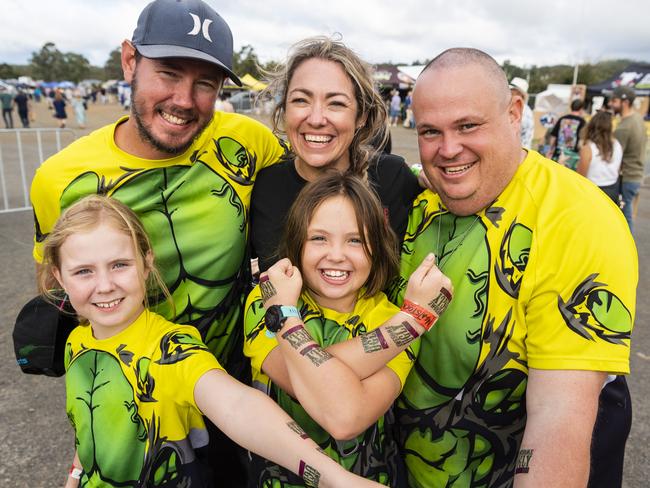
{"left": 508, "top": 92, "right": 524, "bottom": 126}
{"left": 121, "top": 40, "right": 137, "bottom": 84}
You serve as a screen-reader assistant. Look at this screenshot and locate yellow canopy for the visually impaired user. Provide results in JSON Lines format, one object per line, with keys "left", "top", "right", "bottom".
{"left": 240, "top": 73, "right": 267, "bottom": 91}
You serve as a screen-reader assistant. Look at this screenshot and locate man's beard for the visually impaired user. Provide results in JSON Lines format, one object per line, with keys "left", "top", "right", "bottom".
{"left": 130, "top": 74, "right": 213, "bottom": 156}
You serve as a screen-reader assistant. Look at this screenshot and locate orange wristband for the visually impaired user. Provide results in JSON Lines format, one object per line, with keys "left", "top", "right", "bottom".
{"left": 401, "top": 299, "right": 438, "bottom": 331}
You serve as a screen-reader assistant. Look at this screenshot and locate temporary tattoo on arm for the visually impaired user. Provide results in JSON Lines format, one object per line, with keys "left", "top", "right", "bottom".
{"left": 515, "top": 448, "right": 534, "bottom": 474}
{"left": 360, "top": 329, "right": 390, "bottom": 353}
{"left": 386, "top": 322, "right": 420, "bottom": 347}
{"left": 282, "top": 325, "right": 313, "bottom": 350}
{"left": 428, "top": 287, "right": 452, "bottom": 315}
{"left": 299, "top": 460, "right": 322, "bottom": 487}
{"left": 287, "top": 420, "right": 309, "bottom": 439}
{"left": 299, "top": 344, "right": 333, "bottom": 367}
{"left": 260, "top": 279, "right": 277, "bottom": 302}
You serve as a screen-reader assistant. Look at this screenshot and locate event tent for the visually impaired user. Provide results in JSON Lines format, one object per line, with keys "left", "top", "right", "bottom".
{"left": 587, "top": 63, "right": 650, "bottom": 97}
{"left": 373, "top": 64, "right": 415, "bottom": 88}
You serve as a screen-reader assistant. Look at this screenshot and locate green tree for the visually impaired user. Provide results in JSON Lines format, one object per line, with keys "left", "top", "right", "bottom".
{"left": 233, "top": 45, "right": 261, "bottom": 78}
{"left": 104, "top": 47, "right": 123, "bottom": 80}
{"left": 30, "top": 42, "right": 66, "bottom": 81}
{"left": 0, "top": 63, "right": 17, "bottom": 79}
{"left": 63, "top": 52, "right": 90, "bottom": 83}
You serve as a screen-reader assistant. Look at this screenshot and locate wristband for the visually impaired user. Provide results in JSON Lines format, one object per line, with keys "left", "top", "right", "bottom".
{"left": 401, "top": 299, "right": 438, "bottom": 331}
{"left": 69, "top": 465, "right": 83, "bottom": 480}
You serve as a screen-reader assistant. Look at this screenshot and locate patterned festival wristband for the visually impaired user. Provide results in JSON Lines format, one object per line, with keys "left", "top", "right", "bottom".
{"left": 401, "top": 299, "right": 438, "bottom": 331}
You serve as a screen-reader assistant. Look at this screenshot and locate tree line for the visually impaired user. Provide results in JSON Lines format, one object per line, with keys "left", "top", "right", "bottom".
{"left": 0, "top": 42, "right": 640, "bottom": 91}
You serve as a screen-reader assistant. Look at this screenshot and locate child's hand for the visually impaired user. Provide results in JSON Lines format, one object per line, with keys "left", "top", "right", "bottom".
{"left": 260, "top": 258, "right": 302, "bottom": 308}
{"left": 404, "top": 253, "right": 453, "bottom": 317}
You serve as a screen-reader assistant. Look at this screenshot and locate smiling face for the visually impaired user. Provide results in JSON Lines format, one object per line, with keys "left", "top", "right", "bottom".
{"left": 285, "top": 58, "right": 359, "bottom": 181}
{"left": 300, "top": 195, "right": 371, "bottom": 312}
{"left": 54, "top": 222, "right": 149, "bottom": 340}
{"left": 413, "top": 63, "right": 524, "bottom": 216}
{"left": 118, "top": 41, "right": 224, "bottom": 159}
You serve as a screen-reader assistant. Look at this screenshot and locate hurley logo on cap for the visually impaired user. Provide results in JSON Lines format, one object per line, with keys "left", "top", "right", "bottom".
{"left": 188, "top": 13, "right": 213, "bottom": 42}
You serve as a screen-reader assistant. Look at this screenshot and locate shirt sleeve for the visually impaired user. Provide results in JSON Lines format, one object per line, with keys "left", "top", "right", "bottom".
{"left": 524, "top": 195, "right": 636, "bottom": 374}
{"left": 243, "top": 285, "right": 278, "bottom": 379}
{"left": 253, "top": 122, "right": 288, "bottom": 172}
{"left": 163, "top": 325, "right": 224, "bottom": 410}
{"left": 364, "top": 295, "right": 419, "bottom": 389}
{"left": 30, "top": 165, "right": 62, "bottom": 262}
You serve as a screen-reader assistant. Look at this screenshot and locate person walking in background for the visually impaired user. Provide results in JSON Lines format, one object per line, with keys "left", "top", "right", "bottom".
{"left": 52, "top": 90, "right": 68, "bottom": 128}
{"left": 389, "top": 90, "right": 401, "bottom": 126}
{"left": 610, "top": 85, "right": 648, "bottom": 233}
{"left": 403, "top": 89, "right": 414, "bottom": 128}
{"left": 577, "top": 111, "right": 622, "bottom": 204}
{"left": 71, "top": 90, "right": 86, "bottom": 129}
{"left": 0, "top": 86, "right": 14, "bottom": 128}
{"left": 14, "top": 89, "right": 31, "bottom": 128}
{"left": 547, "top": 98, "right": 586, "bottom": 168}
{"left": 510, "top": 77, "right": 534, "bottom": 148}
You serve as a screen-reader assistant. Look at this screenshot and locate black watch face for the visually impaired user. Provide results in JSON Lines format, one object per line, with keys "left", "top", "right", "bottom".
{"left": 265, "top": 305, "right": 283, "bottom": 333}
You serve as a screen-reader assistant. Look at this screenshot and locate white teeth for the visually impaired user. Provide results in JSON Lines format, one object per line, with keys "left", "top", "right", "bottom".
{"left": 444, "top": 163, "right": 473, "bottom": 175}
{"left": 322, "top": 270, "right": 348, "bottom": 279}
{"left": 95, "top": 299, "right": 121, "bottom": 309}
{"left": 304, "top": 134, "right": 332, "bottom": 143}
{"left": 160, "top": 111, "right": 189, "bottom": 125}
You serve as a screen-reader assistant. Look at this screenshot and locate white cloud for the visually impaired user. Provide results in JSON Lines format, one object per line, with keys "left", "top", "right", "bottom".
{"left": 1, "top": 0, "right": 648, "bottom": 70}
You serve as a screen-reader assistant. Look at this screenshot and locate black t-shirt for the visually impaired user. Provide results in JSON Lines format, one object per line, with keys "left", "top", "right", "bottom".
{"left": 550, "top": 113, "right": 586, "bottom": 158}
{"left": 14, "top": 93, "right": 29, "bottom": 113}
{"left": 251, "top": 154, "right": 421, "bottom": 272}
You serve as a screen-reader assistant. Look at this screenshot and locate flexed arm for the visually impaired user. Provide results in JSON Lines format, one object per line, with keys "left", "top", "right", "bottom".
{"left": 259, "top": 254, "right": 452, "bottom": 439}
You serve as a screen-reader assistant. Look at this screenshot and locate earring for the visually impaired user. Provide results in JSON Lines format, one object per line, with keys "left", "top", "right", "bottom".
{"left": 58, "top": 293, "right": 68, "bottom": 311}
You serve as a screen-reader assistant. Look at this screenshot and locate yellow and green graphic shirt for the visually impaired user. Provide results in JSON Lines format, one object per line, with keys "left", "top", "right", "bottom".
{"left": 31, "top": 112, "right": 287, "bottom": 369}
{"left": 387, "top": 150, "right": 637, "bottom": 488}
{"left": 244, "top": 287, "right": 418, "bottom": 487}
{"left": 65, "top": 309, "right": 223, "bottom": 487}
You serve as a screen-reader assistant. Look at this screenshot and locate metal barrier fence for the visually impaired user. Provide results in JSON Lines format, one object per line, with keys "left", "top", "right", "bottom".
{"left": 0, "top": 128, "right": 77, "bottom": 213}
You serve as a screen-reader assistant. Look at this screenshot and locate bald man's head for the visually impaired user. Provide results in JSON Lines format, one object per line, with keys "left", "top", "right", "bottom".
{"left": 411, "top": 47, "right": 525, "bottom": 216}
{"left": 420, "top": 48, "right": 511, "bottom": 108}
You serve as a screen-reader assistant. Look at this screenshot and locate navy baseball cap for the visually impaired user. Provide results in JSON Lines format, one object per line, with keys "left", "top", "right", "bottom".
{"left": 132, "top": 0, "right": 242, "bottom": 86}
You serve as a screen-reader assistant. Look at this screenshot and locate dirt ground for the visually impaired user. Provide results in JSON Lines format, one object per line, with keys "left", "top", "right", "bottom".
{"left": 0, "top": 100, "right": 648, "bottom": 487}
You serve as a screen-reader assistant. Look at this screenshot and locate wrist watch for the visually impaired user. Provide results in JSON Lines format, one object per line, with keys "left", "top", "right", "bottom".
{"left": 265, "top": 305, "right": 301, "bottom": 333}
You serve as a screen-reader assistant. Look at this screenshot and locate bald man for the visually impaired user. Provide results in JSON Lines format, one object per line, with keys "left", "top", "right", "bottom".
{"left": 388, "top": 48, "right": 637, "bottom": 487}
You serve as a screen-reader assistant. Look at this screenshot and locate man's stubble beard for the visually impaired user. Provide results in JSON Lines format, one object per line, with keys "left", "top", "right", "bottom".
{"left": 130, "top": 73, "right": 213, "bottom": 156}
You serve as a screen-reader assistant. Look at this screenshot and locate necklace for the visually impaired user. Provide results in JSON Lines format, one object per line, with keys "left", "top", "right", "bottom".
{"left": 434, "top": 210, "right": 482, "bottom": 271}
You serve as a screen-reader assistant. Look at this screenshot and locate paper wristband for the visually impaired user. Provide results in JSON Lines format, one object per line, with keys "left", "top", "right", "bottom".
{"left": 401, "top": 299, "right": 438, "bottom": 331}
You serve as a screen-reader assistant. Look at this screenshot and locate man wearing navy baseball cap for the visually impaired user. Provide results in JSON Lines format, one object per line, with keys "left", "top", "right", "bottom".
{"left": 30, "top": 1, "right": 287, "bottom": 485}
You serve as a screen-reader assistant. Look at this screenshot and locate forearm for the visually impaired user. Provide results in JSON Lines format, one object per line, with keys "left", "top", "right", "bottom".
{"left": 63, "top": 451, "right": 81, "bottom": 488}
{"left": 326, "top": 312, "right": 424, "bottom": 380}
{"left": 514, "top": 369, "right": 604, "bottom": 487}
{"left": 276, "top": 318, "right": 398, "bottom": 439}
{"left": 195, "top": 371, "right": 377, "bottom": 487}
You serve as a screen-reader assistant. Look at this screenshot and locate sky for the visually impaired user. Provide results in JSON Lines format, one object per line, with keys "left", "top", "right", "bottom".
{"left": 2, "top": 0, "right": 649, "bottom": 71}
